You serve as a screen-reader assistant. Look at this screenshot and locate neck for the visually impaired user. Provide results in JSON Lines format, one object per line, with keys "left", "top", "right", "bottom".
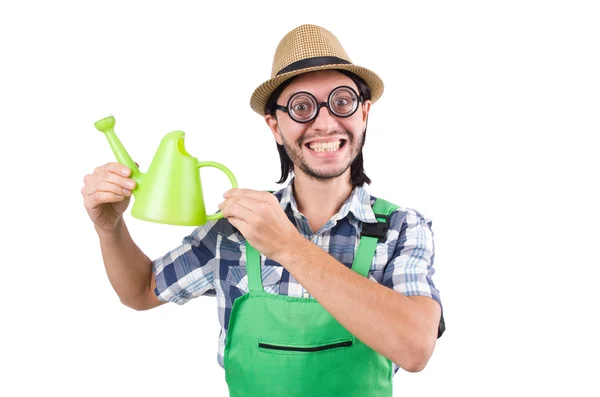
{"left": 291, "top": 171, "right": 354, "bottom": 223}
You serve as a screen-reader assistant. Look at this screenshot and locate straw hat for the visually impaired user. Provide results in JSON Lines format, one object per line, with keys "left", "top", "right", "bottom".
{"left": 250, "top": 24, "right": 384, "bottom": 116}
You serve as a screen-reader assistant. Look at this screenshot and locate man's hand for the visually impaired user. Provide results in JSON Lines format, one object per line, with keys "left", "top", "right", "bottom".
{"left": 218, "top": 188, "right": 304, "bottom": 260}
{"left": 82, "top": 162, "right": 136, "bottom": 233}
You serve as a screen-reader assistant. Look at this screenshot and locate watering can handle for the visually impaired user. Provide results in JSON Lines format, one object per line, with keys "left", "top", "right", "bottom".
{"left": 197, "top": 161, "right": 238, "bottom": 221}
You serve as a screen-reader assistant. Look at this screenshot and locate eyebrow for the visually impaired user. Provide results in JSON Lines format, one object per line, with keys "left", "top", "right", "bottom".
{"left": 283, "top": 84, "right": 358, "bottom": 100}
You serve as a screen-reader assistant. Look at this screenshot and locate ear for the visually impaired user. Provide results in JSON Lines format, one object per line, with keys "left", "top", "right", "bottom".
{"left": 361, "top": 100, "right": 372, "bottom": 123}
{"left": 265, "top": 114, "right": 283, "bottom": 145}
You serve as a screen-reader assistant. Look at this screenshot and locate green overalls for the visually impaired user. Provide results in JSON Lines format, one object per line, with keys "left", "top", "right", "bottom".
{"left": 224, "top": 199, "right": 399, "bottom": 397}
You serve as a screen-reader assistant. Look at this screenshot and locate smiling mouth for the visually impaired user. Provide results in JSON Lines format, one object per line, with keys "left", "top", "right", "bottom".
{"left": 305, "top": 139, "right": 347, "bottom": 153}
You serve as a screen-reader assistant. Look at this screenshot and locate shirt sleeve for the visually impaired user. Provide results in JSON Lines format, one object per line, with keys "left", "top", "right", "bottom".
{"left": 151, "top": 219, "right": 221, "bottom": 305}
{"left": 383, "top": 209, "right": 445, "bottom": 336}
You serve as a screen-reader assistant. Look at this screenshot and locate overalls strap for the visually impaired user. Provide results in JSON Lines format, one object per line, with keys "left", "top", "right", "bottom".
{"left": 246, "top": 243, "right": 263, "bottom": 292}
{"left": 351, "top": 198, "right": 399, "bottom": 277}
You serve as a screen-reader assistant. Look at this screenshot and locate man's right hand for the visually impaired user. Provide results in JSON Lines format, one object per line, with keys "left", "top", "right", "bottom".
{"left": 82, "top": 162, "right": 137, "bottom": 233}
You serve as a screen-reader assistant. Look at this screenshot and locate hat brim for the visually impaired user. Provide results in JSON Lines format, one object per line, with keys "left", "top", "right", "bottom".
{"left": 250, "top": 64, "right": 384, "bottom": 116}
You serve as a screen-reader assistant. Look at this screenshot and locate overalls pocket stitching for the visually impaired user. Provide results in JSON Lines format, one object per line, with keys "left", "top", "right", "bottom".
{"left": 257, "top": 337, "right": 354, "bottom": 354}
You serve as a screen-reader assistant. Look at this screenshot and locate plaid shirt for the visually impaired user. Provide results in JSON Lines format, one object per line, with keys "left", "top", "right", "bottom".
{"left": 152, "top": 178, "right": 443, "bottom": 375}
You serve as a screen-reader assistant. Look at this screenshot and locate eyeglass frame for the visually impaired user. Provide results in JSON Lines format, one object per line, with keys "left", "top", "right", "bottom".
{"left": 275, "top": 85, "right": 364, "bottom": 124}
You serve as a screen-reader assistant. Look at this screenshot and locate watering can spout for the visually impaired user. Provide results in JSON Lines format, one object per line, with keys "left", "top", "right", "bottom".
{"left": 94, "top": 116, "right": 143, "bottom": 184}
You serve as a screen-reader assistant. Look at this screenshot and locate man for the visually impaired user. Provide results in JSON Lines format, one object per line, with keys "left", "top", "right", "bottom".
{"left": 82, "top": 24, "right": 445, "bottom": 396}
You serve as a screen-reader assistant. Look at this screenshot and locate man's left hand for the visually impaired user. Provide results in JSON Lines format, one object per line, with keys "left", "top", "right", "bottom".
{"left": 218, "top": 188, "right": 304, "bottom": 260}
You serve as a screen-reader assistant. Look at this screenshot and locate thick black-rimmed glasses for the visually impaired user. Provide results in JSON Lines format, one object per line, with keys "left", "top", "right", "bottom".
{"left": 275, "top": 86, "right": 363, "bottom": 124}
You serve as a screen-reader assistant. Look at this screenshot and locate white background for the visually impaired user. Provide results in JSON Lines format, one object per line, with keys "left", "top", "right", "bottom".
{"left": 1, "top": 0, "right": 598, "bottom": 396}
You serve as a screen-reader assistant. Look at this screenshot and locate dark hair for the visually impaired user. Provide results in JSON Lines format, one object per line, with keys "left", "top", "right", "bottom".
{"left": 265, "top": 69, "right": 372, "bottom": 187}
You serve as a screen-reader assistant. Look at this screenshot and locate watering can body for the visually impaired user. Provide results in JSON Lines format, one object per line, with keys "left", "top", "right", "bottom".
{"left": 94, "top": 116, "right": 238, "bottom": 226}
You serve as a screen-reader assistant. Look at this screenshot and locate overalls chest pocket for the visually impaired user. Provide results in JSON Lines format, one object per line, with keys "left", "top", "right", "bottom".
{"left": 225, "top": 264, "right": 284, "bottom": 295}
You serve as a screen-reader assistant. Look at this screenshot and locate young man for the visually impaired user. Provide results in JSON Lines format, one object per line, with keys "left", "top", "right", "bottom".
{"left": 82, "top": 24, "right": 444, "bottom": 396}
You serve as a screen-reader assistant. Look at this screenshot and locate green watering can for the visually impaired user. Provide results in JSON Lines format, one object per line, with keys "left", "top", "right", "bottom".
{"left": 94, "top": 115, "right": 238, "bottom": 226}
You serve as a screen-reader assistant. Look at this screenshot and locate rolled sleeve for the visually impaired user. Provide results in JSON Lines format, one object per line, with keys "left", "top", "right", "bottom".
{"left": 383, "top": 209, "right": 442, "bottom": 309}
{"left": 152, "top": 220, "right": 221, "bottom": 305}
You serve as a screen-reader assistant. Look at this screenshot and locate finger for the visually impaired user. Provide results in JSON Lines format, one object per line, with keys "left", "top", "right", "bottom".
{"left": 84, "top": 179, "right": 133, "bottom": 198}
{"left": 220, "top": 194, "right": 260, "bottom": 212}
{"left": 82, "top": 175, "right": 133, "bottom": 197}
{"left": 85, "top": 191, "right": 127, "bottom": 208}
{"left": 223, "top": 195, "right": 273, "bottom": 218}
{"left": 82, "top": 175, "right": 132, "bottom": 198}
{"left": 224, "top": 188, "right": 277, "bottom": 204}
{"left": 221, "top": 198, "right": 261, "bottom": 224}
{"left": 85, "top": 168, "right": 136, "bottom": 193}
{"left": 227, "top": 216, "right": 249, "bottom": 235}
{"left": 95, "top": 162, "right": 135, "bottom": 177}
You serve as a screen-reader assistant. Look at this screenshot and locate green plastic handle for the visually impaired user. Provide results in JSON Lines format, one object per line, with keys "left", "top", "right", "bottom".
{"left": 197, "top": 161, "right": 238, "bottom": 221}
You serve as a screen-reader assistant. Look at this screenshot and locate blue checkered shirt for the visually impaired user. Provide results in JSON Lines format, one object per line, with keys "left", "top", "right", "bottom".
{"left": 152, "top": 178, "right": 443, "bottom": 375}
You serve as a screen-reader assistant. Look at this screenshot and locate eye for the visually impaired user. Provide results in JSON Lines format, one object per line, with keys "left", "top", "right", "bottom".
{"left": 330, "top": 87, "right": 358, "bottom": 113}
{"left": 290, "top": 94, "right": 315, "bottom": 117}
{"left": 332, "top": 93, "right": 355, "bottom": 114}
{"left": 335, "top": 98, "right": 350, "bottom": 107}
{"left": 293, "top": 102, "right": 310, "bottom": 112}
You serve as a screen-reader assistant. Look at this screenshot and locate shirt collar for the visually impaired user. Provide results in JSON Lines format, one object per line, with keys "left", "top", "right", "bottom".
{"left": 278, "top": 177, "right": 378, "bottom": 224}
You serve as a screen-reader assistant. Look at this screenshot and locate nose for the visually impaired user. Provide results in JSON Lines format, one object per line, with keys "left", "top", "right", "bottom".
{"left": 311, "top": 103, "right": 338, "bottom": 131}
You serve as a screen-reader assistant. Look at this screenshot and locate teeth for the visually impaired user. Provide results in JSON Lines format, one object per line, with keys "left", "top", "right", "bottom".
{"left": 308, "top": 140, "right": 342, "bottom": 152}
